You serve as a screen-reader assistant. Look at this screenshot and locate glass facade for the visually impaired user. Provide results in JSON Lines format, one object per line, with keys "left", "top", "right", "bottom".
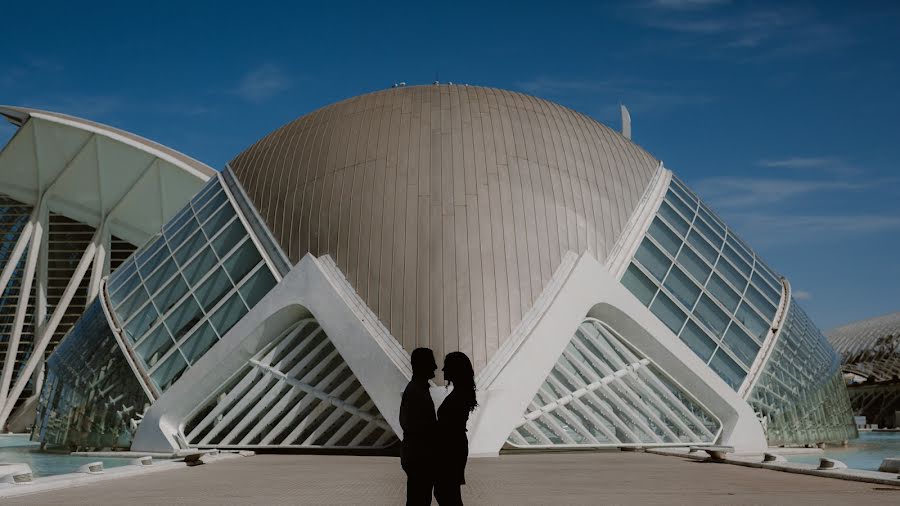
{"left": 32, "top": 301, "right": 149, "bottom": 450}
{"left": 621, "top": 176, "right": 784, "bottom": 390}
{"left": 105, "top": 176, "right": 277, "bottom": 393}
{"left": 508, "top": 318, "right": 721, "bottom": 448}
{"left": 746, "top": 301, "right": 857, "bottom": 445}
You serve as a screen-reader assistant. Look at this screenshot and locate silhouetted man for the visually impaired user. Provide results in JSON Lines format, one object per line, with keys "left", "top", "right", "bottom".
{"left": 400, "top": 347, "right": 438, "bottom": 506}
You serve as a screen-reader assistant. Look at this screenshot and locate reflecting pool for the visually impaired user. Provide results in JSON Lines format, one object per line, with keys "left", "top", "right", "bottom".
{"left": 787, "top": 431, "right": 900, "bottom": 471}
{"left": 0, "top": 435, "right": 134, "bottom": 477}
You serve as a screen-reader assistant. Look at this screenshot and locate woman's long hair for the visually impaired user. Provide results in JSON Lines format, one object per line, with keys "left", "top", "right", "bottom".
{"left": 444, "top": 352, "right": 478, "bottom": 412}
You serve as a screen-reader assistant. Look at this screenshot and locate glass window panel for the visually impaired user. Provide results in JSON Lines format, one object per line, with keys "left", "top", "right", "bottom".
{"left": 124, "top": 302, "right": 158, "bottom": 341}
{"left": 116, "top": 285, "right": 150, "bottom": 323}
{"left": 716, "top": 257, "right": 747, "bottom": 293}
{"left": 201, "top": 203, "right": 236, "bottom": 238}
{"left": 750, "top": 270, "right": 781, "bottom": 305}
{"left": 658, "top": 201, "right": 690, "bottom": 237}
{"left": 195, "top": 190, "right": 229, "bottom": 225}
{"left": 154, "top": 275, "right": 189, "bottom": 317}
{"left": 167, "top": 216, "right": 200, "bottom": 253}
{"left": 110, "top": 271, "right": 142, "bottom": 308}
{"left": 679, "top": 320, "right": 716, "bottom": 361}
{"left": 723, "top": 323, "right": 760, "bottom": 367}
{"left": 621, "top": 264, "right": 657, "bottom": 306}
{"left": 210, "top": 219, "right": 245, "bottom": 258}
{"left": 138, "top": 239, "right": 169, "bottom": 277}
{"left": 162, "top": 205, "right": 192, "bottom": 236}
{"left": 144, "top": 257, "right": 178, "bottom": 296}
{"left": 663, "top": 266, "right": 700, "bottom": 308}
{"left": 757, "top": 263, "right": 781, "bottom": 291}
{"left": 182, "top": 246, "right": 218, "bottom": 286}
{"left": 107, "top": 259, "right": 136, "bottom": 295}
{"left": 172, "top": 227, "right": 207, "bottom": 267}
{"left": 722, "top": 244, "right": 751, "bottom": 276}
{"left": 744, "top": 283, "right": 776, "bottom": 321}
{"left": 708, "top": 349, "right": 746, "bottom": 390}
{"left": 239, "top": 268, "right": 276, "bottom": 309}
{"left": 165, "top": 296, "right": 203, "bottom": 341}
{"left": 694, "top": 295, "right": 729, "bottom": 338}
{"left": 210, "top": 292, "right": 248, "bottom": 337}
{"left": 151, "top": 351, "right": 188, "bottom": 391}
{"left": 676, "top": 247, "right": 710, "bottom": 285}
{"left": 135, "top": 325, "right": 176, "bottom": 368}
{"left": 665, "top": 190, "right": 695, "bottom": 221}
{"left": 692, "top": 217, "right": 723, "bottom": 249}
{"left": 727, "top": 235, "right": 753, "bottom": 265}
{"left": 670, "top": 180, "right": 696, "bottom": 205}
{"left": 686, "top": 230, "right": 718, "bottom": 266}
{"left": 195, "top": 267, "right": 233, "bottom": 312}
{"left": 707, "top": 273, "right": 740, "bottom": 312}
{"left": 736, "top": 302, "right": 770, "bottom": 341}
{"left": 650, "top": 293, "right": 686, "bottom": 333}
{"left": 648, "top": 217, "right": 681, "bottom": 256}
{"left": 136, "top": 235, "right": 165, "bottom": 268}
{"left": 634, "top": 238, "right": 671, "bottom": 282}
{"left": 180, "top": 321, "right": 219, "bottom": 364}
{"left": 698, "top": 205, "right": 725, "bottom": 238}
{"left": 191, "top": 180, "right": 221, "bottom": 210}
{"left": 223, "top": 240, "right": 261, "bottom": 282}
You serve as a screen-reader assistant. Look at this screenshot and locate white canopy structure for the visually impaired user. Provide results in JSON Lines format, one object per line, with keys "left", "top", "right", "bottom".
{"left": 0, "top": 106, "right": 215, "bottom": 430}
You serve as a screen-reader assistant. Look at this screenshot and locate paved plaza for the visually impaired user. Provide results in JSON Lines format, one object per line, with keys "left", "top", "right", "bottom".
{"left": 7, "top": 451, "right": 900, "bottom": 505}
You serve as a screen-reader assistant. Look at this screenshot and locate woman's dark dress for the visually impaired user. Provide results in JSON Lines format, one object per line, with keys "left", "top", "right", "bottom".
{"left": 436, "top": 388, "right": 470, "bottom": 486}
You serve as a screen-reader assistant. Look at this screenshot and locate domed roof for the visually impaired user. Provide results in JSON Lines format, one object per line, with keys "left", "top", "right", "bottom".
{"left": 228, "top": 84, "right": 659, "bottom": 371}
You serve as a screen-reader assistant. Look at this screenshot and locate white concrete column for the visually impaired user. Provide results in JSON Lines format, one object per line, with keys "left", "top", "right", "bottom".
{"left": 0, "top": 208, "right": 44, "bottom": 415}
{"left": 87, "top": 225, "right": 109, "bottom": 302}
{"left": 0, "top": 227, "right": 99, "bottom": 428}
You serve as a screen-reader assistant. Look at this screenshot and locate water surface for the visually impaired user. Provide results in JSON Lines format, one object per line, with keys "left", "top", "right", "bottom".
{"left": 787, "top": 431, "right": 900, "bottom": 471}
{"left": 0, "top": 434, "right": 134, "bottom": 477}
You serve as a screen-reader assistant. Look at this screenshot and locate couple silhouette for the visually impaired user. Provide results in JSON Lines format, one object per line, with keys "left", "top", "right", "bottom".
{"left": 399, "top": 348, "right": 477, "bottom": 506}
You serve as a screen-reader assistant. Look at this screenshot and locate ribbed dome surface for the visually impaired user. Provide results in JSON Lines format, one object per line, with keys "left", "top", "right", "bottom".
{"left": 229, "top": 84, "right": 658, "bottom": 372}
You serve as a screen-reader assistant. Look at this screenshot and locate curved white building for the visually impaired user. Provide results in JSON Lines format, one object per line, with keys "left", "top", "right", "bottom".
{"left": 0, "top": 106, "right": 215, "bottom": 431}
{"left": 829, "top": 311, "right": 900, "bottom": 428}
{"left": 30, "top": 86, "right": 856, "bottom": 454}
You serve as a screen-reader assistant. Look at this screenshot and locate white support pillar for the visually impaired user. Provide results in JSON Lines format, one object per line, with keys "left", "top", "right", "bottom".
{"left": 0, "top": 213, "right": 36, "bottom": 299}
{"left": 0, "top": 209, "right": 43, "bottom": 414}
{"left": 87, "top": 225, "right": 109, "bottom": 302}
{"left": 35, "top": 204, "right": 49, "bottom": 334}
{"left": 0, "top": 227, "right": 98, "bottom": 429}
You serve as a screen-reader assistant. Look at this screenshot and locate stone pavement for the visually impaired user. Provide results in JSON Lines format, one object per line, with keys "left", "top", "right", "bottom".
{"left": 7, "top": 451, "right": 900, "bottom": 505}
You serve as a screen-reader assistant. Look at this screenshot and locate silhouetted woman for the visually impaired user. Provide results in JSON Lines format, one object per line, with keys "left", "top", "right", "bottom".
{"left": 434, "top": 352, "right": 477, "bottom": 506}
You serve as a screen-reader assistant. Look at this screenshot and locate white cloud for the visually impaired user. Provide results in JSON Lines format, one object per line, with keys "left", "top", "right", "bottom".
{"left": 793, "top": 290, "right": 812, "bottom": 300}
{"left": 629, "top": 4, "right": 850, "bottom": 58}
{"left": 234, "top": 64, "right": 290, "bottom": 103}
{"left": 758, "top": 157, "right": 862, "bottom": 176}
{"left": 693, "top": 177, "right": 869, "bottom": 208}
{"left": 760, "top": 157, "right": 836, "bottom": 169}
{"left": 515, "top": 77, "right": 715, "bottom": 116}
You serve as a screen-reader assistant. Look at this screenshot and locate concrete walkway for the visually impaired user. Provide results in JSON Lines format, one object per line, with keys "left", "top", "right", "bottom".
{"left": 7, "top": 451, "right": 900, "bottom": 505}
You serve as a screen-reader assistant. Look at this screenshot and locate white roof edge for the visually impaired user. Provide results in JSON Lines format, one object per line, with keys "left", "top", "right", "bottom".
{"left": 0, "top": 105, "right": 217, "bottom": 180}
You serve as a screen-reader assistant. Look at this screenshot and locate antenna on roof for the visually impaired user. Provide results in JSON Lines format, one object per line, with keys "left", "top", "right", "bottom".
{"left": 620, "top": 104, "right": 632, "bottom": 140}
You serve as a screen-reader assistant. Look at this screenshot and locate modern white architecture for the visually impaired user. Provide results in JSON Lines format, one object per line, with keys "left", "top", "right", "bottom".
{"left": 28, "top": 85, "right": 856, "bottom": 455}
{"left": 0, "top": 106, "right": 215, "bottom": 432}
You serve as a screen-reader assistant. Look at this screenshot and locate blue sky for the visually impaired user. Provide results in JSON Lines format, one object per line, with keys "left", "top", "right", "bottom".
{"left": 2, "top": 0, "right": 898, "bottom": 329}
